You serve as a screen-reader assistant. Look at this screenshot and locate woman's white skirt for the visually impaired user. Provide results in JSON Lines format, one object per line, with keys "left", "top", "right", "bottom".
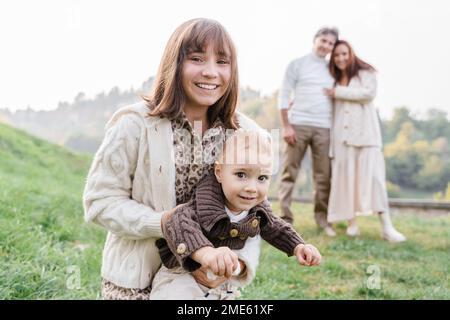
{"left": 328, "top": 143, "right": 389, "bottom": 223}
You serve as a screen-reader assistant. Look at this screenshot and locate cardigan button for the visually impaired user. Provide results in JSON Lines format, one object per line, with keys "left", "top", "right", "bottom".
{"left": 251, "top": 219, "right": 259, "bottom": 228}
{"left": 176, "top": 243, "right": 187, "bottom": 254}
{"left": 239, "top": 235, "right": 248, "bottom": 240}
{"left": 229, "top": 229, "right": 239, "bottom": 238}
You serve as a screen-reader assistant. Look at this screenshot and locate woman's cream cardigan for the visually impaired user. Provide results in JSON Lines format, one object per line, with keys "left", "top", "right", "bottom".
{"left": 330, "top": 70, "right": 382, "bottom": 157}
{"left": 83, "top": 101, "right": 264, "bottom": 289}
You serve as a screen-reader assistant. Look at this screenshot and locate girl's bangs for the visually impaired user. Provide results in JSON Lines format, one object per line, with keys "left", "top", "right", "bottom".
{"left": 183, "top": 24, "right": 231, "bottom": 58}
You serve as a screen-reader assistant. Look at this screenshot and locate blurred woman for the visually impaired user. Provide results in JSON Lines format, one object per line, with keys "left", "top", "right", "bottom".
{"left": 324, "top": 40, "right": 406, "bottom": 242}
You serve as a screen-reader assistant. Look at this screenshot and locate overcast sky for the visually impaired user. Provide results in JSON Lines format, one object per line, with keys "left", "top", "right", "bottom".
{"left": 1, "top": 0, "right": 449, "bottom": 119}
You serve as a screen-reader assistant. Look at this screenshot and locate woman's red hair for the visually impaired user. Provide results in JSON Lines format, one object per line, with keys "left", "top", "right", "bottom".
{"left": 329, "top": 40, "right": 375, "bottom": 84}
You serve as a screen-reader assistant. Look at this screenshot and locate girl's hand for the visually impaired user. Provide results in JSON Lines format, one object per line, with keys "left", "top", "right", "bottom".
{"left": 191, "top": 246, "right": 239, "bottom": 278}
{"left": 294, "top": 243, "right": 322, "bottom": 266}
{"left": 192, "top": 259, "right": 246, "bottom": 288}
{"left": 192, "top": 266, "right": 228, "bottom": 289}
{"left": 323, "top": 88, "right": 335, "bottom": 98}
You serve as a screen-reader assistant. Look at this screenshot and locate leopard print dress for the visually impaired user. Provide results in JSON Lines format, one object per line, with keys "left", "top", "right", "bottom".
{"left": 101, "top": 114, "right": 225, "bottom": 300}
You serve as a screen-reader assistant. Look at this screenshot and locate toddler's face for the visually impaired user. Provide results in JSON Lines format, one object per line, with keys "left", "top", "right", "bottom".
{"left": 215, "top": 162, "right": 271, "bottom": 214}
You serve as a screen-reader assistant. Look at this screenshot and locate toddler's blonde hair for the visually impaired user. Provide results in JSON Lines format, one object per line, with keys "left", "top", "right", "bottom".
{"left": 216, "top": 129, "right": 273, "bottom": 171}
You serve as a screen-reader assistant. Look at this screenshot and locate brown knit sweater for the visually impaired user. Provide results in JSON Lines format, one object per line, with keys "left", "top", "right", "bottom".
{"left": 156, "top": 174, "right": 305, "bottom": 272}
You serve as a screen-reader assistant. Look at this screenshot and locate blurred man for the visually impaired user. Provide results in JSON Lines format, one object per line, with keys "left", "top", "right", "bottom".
{"left": 278, "top": 27, "right": 339, "bottom": 236}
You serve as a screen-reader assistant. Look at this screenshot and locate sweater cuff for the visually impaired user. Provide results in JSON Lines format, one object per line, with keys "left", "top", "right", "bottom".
{"left": 175, "top": 237, "right": 213, "bottom": 272}
{"left": 334, "top": 85, "right": 350, "bottom": 100}
{"left": 141, "top": 211, "right": 165, "bottom": 238}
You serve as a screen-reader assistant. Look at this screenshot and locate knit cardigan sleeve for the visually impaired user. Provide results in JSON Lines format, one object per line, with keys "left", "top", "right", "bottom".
{"left": 258, "top": 202, "right": 305, "bottom": 256}
{"left": 334, "top": 70, "right": 377, "bottom": 103}
{"left": 162, "top": 203, "right": 213, "bottom": 272}
{"left": 83, "top": 113, "right": 165, "bottom": 240}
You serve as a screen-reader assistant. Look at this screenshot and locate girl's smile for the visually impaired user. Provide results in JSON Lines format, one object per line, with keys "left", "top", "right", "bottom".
{"left": 195, "top": 83, "right": 220, "bottom": 90}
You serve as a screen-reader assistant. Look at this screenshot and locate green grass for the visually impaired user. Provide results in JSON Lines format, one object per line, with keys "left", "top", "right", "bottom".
{"left": 1, "top": 123, "right": 449, "bottom": 299}
{"left": 0, "top": 123, "right": 104, "bottom": 299}
{"left": 240, "top": 202, "right": 450, "bottom": 299}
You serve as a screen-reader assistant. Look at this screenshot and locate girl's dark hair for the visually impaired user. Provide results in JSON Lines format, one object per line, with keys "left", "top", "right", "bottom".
{"left": 329, "top": 40, "right": 376, "bottom": 83}
{"left": 142, "top": 18, "right": 239, "bottom": 129}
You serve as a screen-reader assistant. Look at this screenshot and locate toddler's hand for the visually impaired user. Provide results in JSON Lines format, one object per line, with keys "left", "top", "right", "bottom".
{"left": 294, "top": 243, "right": 321, "bottom": 266}
{"left": 192, "top": 246, "right": 239, "bottom": 277}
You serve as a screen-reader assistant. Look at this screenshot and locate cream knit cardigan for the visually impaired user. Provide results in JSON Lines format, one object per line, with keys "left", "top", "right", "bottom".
{"left": 330, "top": 70, "right": 382, "bottom": 158}
{"left": 83, "top": 101, "right": 265, "bottom": 289}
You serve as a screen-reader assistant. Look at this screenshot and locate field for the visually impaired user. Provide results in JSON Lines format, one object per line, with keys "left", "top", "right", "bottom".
{"left": 241, "top": 203, "right": 449, "bottom": 299}
{"left": 0, "top": 123, "right": 448, "bottom": 299}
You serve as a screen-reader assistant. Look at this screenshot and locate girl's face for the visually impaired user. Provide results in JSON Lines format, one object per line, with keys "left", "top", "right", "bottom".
{"left": 333, "top": 44, "right": 351, "bottom": 71}
{"left": 181, "top": 44, "right": 231, "bottom": 113}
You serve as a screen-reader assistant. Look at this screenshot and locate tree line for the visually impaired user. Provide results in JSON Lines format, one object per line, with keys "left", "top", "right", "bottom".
{"left": 2, "top": 83, "right": 448, "bottom": 199}
{"left": 238, "top": 92, "right": 450, "bottom": 199}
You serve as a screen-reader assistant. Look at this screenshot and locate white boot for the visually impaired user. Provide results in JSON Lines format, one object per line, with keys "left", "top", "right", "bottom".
{"left": 324, "top": 225, "right": 337, "bottom": 237}
{"left": 346, "top": 220, "right": 360, "bottom": 237}
{"left": 378, "top": 212, "right": 406, "bottom": 243}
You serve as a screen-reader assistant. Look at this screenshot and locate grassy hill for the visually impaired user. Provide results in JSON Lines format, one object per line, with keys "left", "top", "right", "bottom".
{"left": 0, "top": 123, "right": 449, "bottom": 299}
{"left": 0, "top": 123, "right": 105, "bottom": 299}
